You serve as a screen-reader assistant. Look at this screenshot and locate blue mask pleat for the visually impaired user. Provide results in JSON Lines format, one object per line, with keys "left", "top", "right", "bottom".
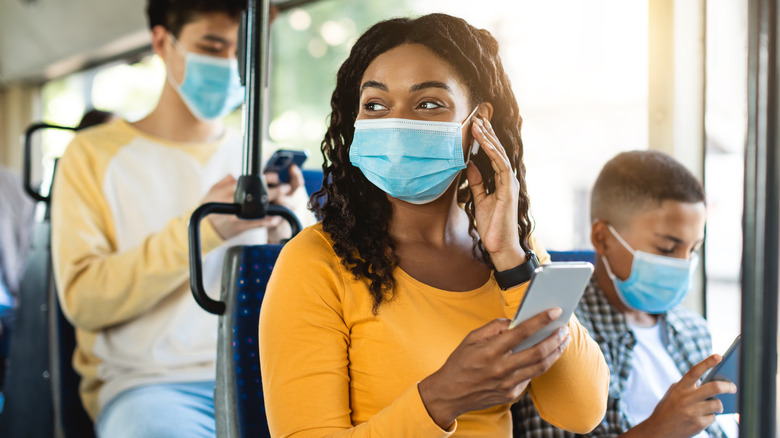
{"left": 177, "top": 53, "right": 245, "bottom": 120}
{"left": 614, "top": 251, "right": 698, "bottom": 314}
{"left": 349, "top": 119, "right": 467, "bottom": 203}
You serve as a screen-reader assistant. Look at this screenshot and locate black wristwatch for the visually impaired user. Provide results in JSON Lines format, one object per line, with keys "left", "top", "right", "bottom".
{"left": 494, "top": 250, "right": 541, "bottom": 290}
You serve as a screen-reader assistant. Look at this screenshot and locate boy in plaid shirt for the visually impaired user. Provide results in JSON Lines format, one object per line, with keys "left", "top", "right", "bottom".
{"left": 513, "top": 151, "right": 736, "bottom": 438}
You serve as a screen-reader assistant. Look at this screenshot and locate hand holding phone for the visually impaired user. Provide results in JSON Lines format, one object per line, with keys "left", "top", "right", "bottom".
{"left": 701, "top": 335, "right": 741, "bottom": 414}
{"left": 264, "top": 149, "right": 308, "bottom": 184}
{"left": 509, "top": 262, "right": 593, "bottom": 353}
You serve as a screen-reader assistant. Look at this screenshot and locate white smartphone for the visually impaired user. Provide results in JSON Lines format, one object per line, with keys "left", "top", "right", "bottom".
{"left": 509, "top": 262, "right": 594, "bottom": 353}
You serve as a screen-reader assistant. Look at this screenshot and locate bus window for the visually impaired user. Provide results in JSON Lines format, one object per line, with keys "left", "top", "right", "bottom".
{"left": 704, "top": 0, "right": 747, "bottom": 354}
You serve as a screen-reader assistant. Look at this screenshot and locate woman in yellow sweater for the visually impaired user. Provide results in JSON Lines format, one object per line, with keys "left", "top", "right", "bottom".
{"left": 259, "top": 13, "right": 609, "bottom": 437}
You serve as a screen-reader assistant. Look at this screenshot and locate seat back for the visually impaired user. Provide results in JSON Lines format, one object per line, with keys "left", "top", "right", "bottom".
{"left": 0, "top": 123, "right": 96, "bottom": 438}
{"left": 302, "top": 169, "right": 323, "bottom": 197}
{"left": 216, "top": 244, "right": 282, "bottom": 438}
{"left": 0, "top": 219, "right": 56, "bottom": 437}
{"left": 548, "top": 250, "right": 596, "bottom": 264}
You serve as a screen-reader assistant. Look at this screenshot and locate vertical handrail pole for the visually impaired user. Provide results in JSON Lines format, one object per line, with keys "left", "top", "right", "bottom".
{"left": 742, "top": 0, "right": 779, "bottom": 436}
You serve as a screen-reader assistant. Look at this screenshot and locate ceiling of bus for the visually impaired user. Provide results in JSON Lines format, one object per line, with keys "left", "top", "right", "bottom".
{"left": 0, "top": 0, "right": 149, "bottom": 85}
{"left": 0, "top": 0, "right": 320, "bottom": 86}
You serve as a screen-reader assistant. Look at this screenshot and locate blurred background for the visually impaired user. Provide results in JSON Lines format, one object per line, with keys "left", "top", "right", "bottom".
{"left": 0, "top": 0, "right": 745, "bottom": 352}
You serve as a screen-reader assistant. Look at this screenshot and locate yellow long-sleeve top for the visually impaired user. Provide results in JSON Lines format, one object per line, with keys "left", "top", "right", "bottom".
{"left": 51, "top": 120, "right": 313, "bottom": 419}
{"left": 259, "top": 224, "right": 609, "bottom": 437}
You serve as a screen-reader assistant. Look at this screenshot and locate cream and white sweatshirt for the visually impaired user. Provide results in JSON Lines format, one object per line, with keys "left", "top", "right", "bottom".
{"left": 51, "top": 119, "right": 312, "bottom": 419}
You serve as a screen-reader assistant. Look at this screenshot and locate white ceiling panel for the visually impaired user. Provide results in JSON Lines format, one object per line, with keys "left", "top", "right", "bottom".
{"left": 0, "top": 0, "right": 149, "bottom": 85}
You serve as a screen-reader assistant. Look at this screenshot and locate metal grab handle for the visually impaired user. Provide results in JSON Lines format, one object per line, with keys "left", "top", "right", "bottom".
{"left": 23, "top": 123, "right": 77, "bottom": 203}
{"left": 188, "top": 202, "right": 303, "bottom": 315}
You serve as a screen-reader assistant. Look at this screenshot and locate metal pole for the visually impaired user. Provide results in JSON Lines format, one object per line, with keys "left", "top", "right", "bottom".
{"left": 741, "top": 0, "right": 779, "bottom": 436}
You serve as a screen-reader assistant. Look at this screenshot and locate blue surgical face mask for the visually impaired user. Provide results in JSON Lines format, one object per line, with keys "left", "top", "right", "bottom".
{"left": 602, "top": 224, "right": 698, "bottom": 314}
{"left": 348, "top": 107, "right": 480, "bottom": 204}
{"left": 168, "top": 35, "right": 245, "bottom": 120}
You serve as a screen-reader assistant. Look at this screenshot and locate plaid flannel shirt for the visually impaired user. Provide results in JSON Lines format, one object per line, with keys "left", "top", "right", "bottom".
{"left": 512, "top": 278, "right": 726, "bottom": 438}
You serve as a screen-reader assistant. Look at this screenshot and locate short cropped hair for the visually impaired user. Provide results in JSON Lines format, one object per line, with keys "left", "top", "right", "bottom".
{"left": 590, "top": 150, "right": 706, "bottom": 227}
{"left": 146, "top": 0, "right": 246, "bottom": 37}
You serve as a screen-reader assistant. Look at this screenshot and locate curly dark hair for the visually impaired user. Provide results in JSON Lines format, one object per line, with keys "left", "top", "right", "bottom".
{"left": 146, "top": 0, "right": 246, "bottom": 37}
{"left": 312, "top": 13, "right": 533, "bottom": 312}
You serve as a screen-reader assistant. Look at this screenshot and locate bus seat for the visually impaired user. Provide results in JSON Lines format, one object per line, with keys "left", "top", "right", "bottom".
{"left": 215, "top": 244, "right": 282, "bottom": 438}
{"left": 302, "top": 169, "right": 323, "bottom": 197}
{"left": 0, "top": 123, "right": 96, "bottom": 438}
{"left": 547, "top": 250, "right": 596, "bottom": 264}
{"left": 0, "top": 218, "right": 56, "bottom": 436}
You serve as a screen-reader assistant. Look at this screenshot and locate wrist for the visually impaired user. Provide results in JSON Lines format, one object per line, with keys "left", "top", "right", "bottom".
{"left": 493, "top": 249, "right": 540, "bottom": 290}
{"left": 491, "top": 245, "right": 527, "bottom": 272}
{"left": 418, "top": 375, "right": 458, "bottom": 430}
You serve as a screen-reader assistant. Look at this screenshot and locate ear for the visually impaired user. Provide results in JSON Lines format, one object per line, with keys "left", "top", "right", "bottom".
{"left": 477, "top": 102, "right": 494, "bottom": 123}
{"left": 151, "top": 25, "right": 171, "bottom": 59}
{"left": 591, "top": 220, "right": 610, "bottom": 256}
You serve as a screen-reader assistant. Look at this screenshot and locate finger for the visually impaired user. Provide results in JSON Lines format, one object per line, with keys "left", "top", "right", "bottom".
{"left": 267, "top": 183, "right": 293, "bottom": 201}
{"left": 509, "top": 327, "right": 569, "bottom": 368}
{"left": 466, "top": 318, "right": 512, "bottom": 344}
{"left": 466, "top": 162, "right": 488, "bottom": 205}
{"left": 695, "top": 399, "right": 725, "bottom": 416}
{"left": 492, "top": 308, "right": 562, "bottom": 354}
{"left": 472, "top": 120, "right": 512, "bottom": 184}
{"left": 245, "top": 215, "right": 284, "bottom": 229}
{"left": 265, "top": 172, "right": 280, "bottom": 186}
{"left": 482, "top": 118, "right": 510, "bottom": 162}
{"left": 681, "top": 354, "right": 722, "bottom": 387}
{"left": 695, "top": 380, "right": 737, "bottom": 399}
{"left": 477, "top": 118, "right": 511, "bottom": 165}
{"left": 288, "top": 164, "right": 304, "bottom": 193}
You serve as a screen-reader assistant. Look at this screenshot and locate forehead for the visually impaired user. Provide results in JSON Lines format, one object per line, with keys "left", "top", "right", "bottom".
{"left": 178, "top": 11, "right": 240, "bottom": 40}
{"left": 627, "top": 200, "right": 706, "bottom": 240}
{"left": 360, "top": 44, "right": 469, "bottom": 95}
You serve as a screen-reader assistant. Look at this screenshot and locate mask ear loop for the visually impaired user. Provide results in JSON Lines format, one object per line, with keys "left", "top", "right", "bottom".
{"left": 461, "top": 106, "right": 481, "bottom": 165}
{"left": 165, "top": 32, "right": 190, "bottom": 92}
{"left": 605, "top": 224, "right": 636, "bottom": 254}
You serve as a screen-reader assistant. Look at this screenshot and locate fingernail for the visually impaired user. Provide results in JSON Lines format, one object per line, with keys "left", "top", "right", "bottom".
{"left": 548, "top": 308, "right": 562, "bottom": 319}
{"left": 558, "top": 326, "right": 569, "bottom": 340}
{"left": 730, "top": 383, "right": 737, "bottom": 393}
{"left": 561, "top": 336, "right": 571, "bottom": 350}
{"left": 475, "top": 117, "right": 484, "bottom": 125}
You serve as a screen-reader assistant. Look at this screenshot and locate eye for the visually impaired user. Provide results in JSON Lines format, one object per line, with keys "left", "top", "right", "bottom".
{"left": 363, "top": 102, "right": 388, "bottom": 112}
{"left": 656, "top": 246, "right": 675, "bottom": 255}
{"left": 418, "top": 100, "right": 442, "bottom": 110}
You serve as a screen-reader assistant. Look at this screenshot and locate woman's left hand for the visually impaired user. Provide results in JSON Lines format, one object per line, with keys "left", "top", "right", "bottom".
{"left": 465, "top": 117, "right": 526, "bottom": 271}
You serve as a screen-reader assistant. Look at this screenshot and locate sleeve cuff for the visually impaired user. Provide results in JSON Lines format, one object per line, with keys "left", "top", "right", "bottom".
{"left": 408, "top": 384, "right": 457, "bottom": 436}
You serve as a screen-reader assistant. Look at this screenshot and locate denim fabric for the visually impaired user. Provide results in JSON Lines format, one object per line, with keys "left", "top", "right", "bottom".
{"left": 96, "top": 381, "right": 216, "bottom": 438}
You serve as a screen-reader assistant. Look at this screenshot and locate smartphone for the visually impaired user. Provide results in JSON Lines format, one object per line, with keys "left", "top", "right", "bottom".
{"left": 701, "top": 335, "right": 741, "bottom": 414}
{"left": 509, "top": 262, "right": 593, "bottom": 353}
{"left": 263, "top": 149, "right": 308, "bottom": 184}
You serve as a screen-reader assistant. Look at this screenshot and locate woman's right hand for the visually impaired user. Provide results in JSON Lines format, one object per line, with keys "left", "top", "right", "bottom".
{"left": 418, "top": 308, "right": 571, "bottom": 429}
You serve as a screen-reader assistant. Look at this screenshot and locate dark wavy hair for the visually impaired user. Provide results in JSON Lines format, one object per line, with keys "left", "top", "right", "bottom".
{"left": 312, "top": 13, "right": 533, "bottom": 312}
{"left": 146, "top": 0, "right": 246, "bottom": 37}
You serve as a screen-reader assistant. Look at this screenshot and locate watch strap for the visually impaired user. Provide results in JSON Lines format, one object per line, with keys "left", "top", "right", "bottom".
{"left": 494, "top": 250, "right": 540, "bottom": 290}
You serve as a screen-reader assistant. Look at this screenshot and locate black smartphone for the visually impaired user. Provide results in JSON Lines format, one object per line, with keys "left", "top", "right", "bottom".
{"left": 701, "top": 335, "right": 741, "bottom": 414}
{"left": 263, "top": 149, "right": 308, "bottom": 184}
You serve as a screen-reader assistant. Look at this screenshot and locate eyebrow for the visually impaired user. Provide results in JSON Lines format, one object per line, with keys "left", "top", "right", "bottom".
{"left": 360, "top": 81, "right": 388, "bottom": 92}
{"left": 359, "top": 80, "right": 454, "bottom": 94}
{"left": 654, "top": 233, "right": 704, "bottom": 246}
{"left": 201, "top": 34, "right": 231, "bottom": 45}
{"left": 653, "top": 233, "right": 684, "bottom": 244}
{"left": 409, "top": 81, "right": 452, "bottom": 93}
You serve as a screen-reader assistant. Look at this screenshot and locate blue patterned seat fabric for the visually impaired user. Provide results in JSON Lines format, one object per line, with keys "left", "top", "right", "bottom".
{"left": 547, "top": 250, "right": 596, "bottom": 264}
{"left": 232, "top": 244, "right": 283, "bottom": 438}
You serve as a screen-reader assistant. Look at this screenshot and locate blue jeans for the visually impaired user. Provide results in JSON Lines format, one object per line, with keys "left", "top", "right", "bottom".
{"left": 96, "top": 381, "right": 216, "bottom": 438}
